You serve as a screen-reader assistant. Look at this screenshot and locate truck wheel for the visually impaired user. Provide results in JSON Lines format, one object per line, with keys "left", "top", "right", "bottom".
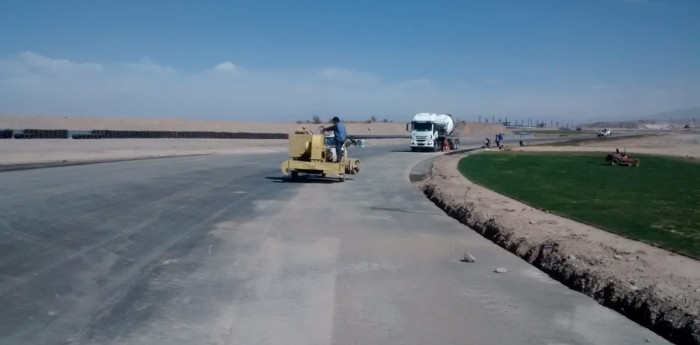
{"left": 291, "top": 171, "right": 299, "bottom": 179}
{"left": 339, "top": 174, "right": 345, "bottom": 182}
{"left": 432, "top": 142, "right": 438, "bottom": 152}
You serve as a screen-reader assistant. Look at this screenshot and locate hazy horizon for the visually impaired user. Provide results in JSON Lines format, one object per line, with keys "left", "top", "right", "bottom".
{"left": 1, "top": 1, "right": 698, "bottom": 122}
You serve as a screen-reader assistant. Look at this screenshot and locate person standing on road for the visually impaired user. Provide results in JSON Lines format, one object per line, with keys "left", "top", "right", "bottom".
{"left": 323, "top": 116, "right": 347, "bottom": 162}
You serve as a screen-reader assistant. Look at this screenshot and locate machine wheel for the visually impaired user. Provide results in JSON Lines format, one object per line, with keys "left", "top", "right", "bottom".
{"left": 635, "top": 161, "right": 640, "bottom": 167}
{"left": 611, "top": 158, "right": 620, "bottom": 166}
{"left": 321, "top": 173, "right": 326, "bottom": 177}
{"left": 291, "top": 171, "right": 299, "bottom": 180}
{"left": 339, "top": 174, "right": 346, "bottom": 182}
{"left": 432, "top": 142, "right": 438, "bottom": 152}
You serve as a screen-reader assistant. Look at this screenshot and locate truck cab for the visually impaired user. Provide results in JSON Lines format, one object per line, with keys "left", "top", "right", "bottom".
{"left": 409, "top": 113, "right": 459, "bottom": 152}
{"left": 410, "top": 113, "right": 440, "bottom": 151}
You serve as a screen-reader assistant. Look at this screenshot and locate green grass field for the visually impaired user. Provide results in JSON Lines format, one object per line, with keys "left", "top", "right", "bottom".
{"left": 458, "top": 152, "right": 700, "bottom": 258}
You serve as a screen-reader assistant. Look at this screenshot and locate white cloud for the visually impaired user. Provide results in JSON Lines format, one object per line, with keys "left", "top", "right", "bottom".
{"left": 0, "top": 52, "right": 698, "bottom": 121}
{"left": 121, "top": 58, "right": 175, "bottom": 74}
{"left": 0, "top": 51, "right": 104, "bottom": 76}
{"left": 213, "top": 62, "right": 237, "bottom": 72}
{"left": 319, "top": 67, "right": 377, "bottom": 84}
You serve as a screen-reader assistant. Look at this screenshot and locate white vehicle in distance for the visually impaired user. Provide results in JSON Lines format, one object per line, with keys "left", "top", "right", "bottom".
{"left": 408, "top": 113, "right": 460, "bottom": 152}
{"left": 597, "top": 128, "right": 612, "bottom": 137}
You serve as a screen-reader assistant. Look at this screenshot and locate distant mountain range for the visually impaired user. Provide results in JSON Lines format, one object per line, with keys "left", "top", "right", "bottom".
{"left": 644, "top": 106, "right": 700, "bottom": 121}
{"left": 582, "top": 107, "right": 699, "bottom": 129}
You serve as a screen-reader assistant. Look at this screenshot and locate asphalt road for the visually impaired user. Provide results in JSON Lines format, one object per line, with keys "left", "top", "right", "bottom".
{"left": 0, "top": 143, "right": 670, "bottom": 345}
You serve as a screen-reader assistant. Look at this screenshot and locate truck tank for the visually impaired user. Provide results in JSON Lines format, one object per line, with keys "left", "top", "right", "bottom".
{"left": 434, "top": 114, "right": 455, "bottom": 136}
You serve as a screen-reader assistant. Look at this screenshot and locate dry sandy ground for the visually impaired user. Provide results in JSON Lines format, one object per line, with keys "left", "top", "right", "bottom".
{"left": 0, "top": 114, "right": 511, "bottom": 138}
{"left": 519, "top": 132, "right": 700, "bottom": 158}
{"left": 420, "top": 133, "right": 700, "bottom": 343}
{"left": 0, "top": 115, "right": 510, "bottom": 165}
{"left": 0, "top": 114, "right": 408, "bottom": 135}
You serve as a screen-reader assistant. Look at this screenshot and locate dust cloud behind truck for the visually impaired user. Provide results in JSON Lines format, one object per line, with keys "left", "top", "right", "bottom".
{"left": 408, "top": 113, "right": 460, "bottom": 152}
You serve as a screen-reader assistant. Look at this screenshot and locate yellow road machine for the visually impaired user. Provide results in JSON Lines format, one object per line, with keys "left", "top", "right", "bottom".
{"left": 280, "top": 129, "right": 361, "bottom": 182}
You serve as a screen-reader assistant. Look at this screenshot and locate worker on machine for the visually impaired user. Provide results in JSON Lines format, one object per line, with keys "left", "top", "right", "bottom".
{"left": 323, "top": 116, "right": 347, "bottom": 162}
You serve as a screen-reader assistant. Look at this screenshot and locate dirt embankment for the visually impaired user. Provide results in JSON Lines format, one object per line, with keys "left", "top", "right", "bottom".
{"left": 0, "top": 115, "right": 512, "bottom": 165}
{"left": 454, "top": 122, "right": 512, "bottom": 140}
{"left": 417, "top": 153, "right": 700, "bottom": 345}
{"left": 0, "top": 115, "right": 411, "bottom": 165}
{"left": 0, "top": 115, "right": 514, "bottom": 138}
{"left": 0, "top": 114, "right": 408, "bottom": 135}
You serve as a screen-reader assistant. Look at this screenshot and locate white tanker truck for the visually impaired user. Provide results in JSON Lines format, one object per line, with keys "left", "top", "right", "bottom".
{"left": 408, "top": 113, "right": 460, "bottom": 152}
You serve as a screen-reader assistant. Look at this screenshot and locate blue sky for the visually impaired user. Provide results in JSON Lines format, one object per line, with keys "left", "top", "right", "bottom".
{"left": 1, "top": 0, "right": 698, "bottom": 121}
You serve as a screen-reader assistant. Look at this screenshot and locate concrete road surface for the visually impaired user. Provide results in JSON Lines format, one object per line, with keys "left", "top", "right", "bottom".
{"left": 0, "top": 144, "right": 670, "bottom": 345}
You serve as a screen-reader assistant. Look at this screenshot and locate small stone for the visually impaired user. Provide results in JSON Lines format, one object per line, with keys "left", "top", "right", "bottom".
{"left": 695, "top": 289, "right": 700, "bottom": 293}
{"left": 47, "top": 311, "right": 58, "bottom": 316}
{"left": 645, "top": 338, "right": 651, "bottom": 342}
{"left": 528, "top": 220, "right": 536, "bottom": 224}
{"left": 613, "top": 255, "right": 623, "bottom": 260}
{"left": 567, "top": 254, "right": 576, "bottom": 260}
{"left": 461, "top": 252, "right": 476, "bottom": 263}
{"left": 494, "top": 267, "right": 508, "bottom": 273}
{"left": 545, "top": 210, "right": 550, "bottom": 214}
{"left": 630, "top": 285, "right": 639, "bottom": 291}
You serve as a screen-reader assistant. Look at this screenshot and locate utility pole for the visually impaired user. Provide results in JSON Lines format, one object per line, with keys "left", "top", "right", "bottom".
{"left": 478, "top": 115, "right": 481, "bottom": 123}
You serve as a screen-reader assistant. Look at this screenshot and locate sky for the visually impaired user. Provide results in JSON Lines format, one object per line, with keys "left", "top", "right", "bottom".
{"left": 1, "top": 0, "right": 698, "bottom": 122}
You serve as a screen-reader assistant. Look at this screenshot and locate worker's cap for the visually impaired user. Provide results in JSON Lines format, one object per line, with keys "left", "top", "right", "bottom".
{"left": 332, "top": 116, "right": 340, "bottom": 122}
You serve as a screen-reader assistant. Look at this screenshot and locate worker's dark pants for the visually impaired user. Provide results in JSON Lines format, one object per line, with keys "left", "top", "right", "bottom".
{"left": 335, "top": 141, "right": 344, "bottom": 162}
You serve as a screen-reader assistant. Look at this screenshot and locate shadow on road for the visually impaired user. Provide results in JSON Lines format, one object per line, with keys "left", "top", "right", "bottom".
{"left": 265, "top": 176, "right": 350, "bottom": 184}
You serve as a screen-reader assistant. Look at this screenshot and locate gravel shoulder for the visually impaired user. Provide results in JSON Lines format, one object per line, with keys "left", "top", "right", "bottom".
{"left": 417, "top": 151, "right": 700, "bottom": 344}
